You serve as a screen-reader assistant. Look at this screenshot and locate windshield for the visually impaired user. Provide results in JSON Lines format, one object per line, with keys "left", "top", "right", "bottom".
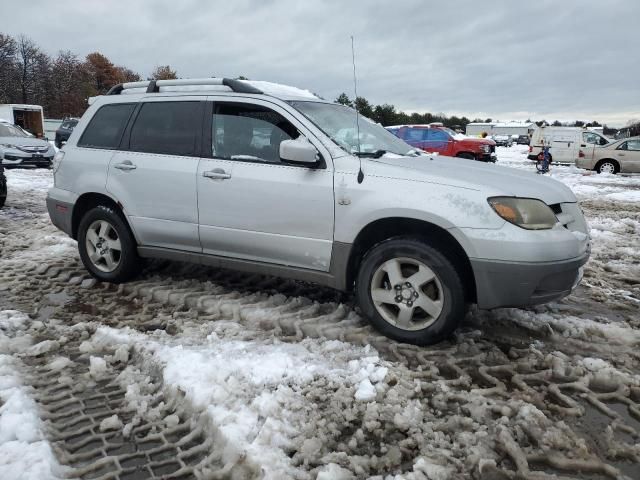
{"left": 289, "top": 101, "right": 417, "bottom": 156}
{"left": 0, "top": 123, "right": 29, "bottom": 138}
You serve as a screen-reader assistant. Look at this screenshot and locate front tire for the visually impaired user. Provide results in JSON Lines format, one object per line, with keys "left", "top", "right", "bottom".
{"left": 77, "top": 206, "right": 140, "bottom": 283}
{"left": 596, "top": 160, "right": 618, "bottom": 174}
{"left": 355, "top": 238, "right": 466, "bottom": 345}
{"left": 456, "top": 152, "right": 475, "bottom": 160}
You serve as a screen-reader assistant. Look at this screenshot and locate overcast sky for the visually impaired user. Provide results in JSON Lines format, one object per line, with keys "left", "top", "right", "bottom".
{"left": 4, "top": 0, "right": 639, "bottom": 126}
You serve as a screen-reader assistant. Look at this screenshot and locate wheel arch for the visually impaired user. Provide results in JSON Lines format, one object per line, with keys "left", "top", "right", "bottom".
{"left": 72, "top": 192, "right": 131, "bottom": 240}
{"left": 344, "top": 217, "right": 477, "bottom": 302}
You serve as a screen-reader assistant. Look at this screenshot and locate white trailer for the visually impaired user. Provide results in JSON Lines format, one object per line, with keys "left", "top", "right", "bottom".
{"left": 466, "top": 122, "right": 536, "bottom": 137}
{"left": 0, "top": 104, "right": 45, "bottom": 138}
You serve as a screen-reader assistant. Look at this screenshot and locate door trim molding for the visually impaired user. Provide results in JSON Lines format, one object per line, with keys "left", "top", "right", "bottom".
{"left": 137, "top": 241, "right": 352, "bottom": 291}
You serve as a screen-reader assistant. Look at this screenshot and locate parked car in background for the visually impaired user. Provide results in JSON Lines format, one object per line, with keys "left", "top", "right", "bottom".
{"left": 386, "top": 123, "right": 496, "bottom": 162}
{"left": 47, "top": 77, "right": 589, "bottom": 346}
{"left": 516, "top": 135, "right": 530, "bottom": 145}
{"left": 0, "top": 163, "right": 6, "bottom": 208}
{"left": 492, "top": 134, "right": 513, "bottom": 147}
{"left": 0, "top": 119, "right": 56, "bottom": 168}
{"left": 529, "top": 126, "right": 609, "bottom": 164}
{"left": 576, "top": 136, "right": 640, "bottom": 174}
{"left": 55, "top": 118, "right": 79, "bottom": 148}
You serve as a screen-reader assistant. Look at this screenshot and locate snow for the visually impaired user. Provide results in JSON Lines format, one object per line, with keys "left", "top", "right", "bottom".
{"left": 245, "top": 80, "right": 319, "bottom": 99}
{"left": 0, "top": 311, "right": 67, "bottom": 480}
{"left": 495, "top": 144, "right": 640, "bottom": 203}
{"left": 90, "top": 326, "right": 392, "bottom": 478}
{"left": 99, "top": 414, "right": 123, "bottom": 432}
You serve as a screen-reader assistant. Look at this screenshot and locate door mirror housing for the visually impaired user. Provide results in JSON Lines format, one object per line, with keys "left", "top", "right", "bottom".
{"left": 280, "top": 139, "right": 319, "bottom": 166}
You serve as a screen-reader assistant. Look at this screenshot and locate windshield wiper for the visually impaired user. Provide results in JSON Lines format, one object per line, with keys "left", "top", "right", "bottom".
{"left": 353, "top": 149, "right": 386, "bottom": 158}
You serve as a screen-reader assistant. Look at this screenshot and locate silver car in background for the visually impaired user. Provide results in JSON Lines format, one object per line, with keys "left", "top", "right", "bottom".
{"left": 0, "top": 120, "right": 56, "bottom": 168}
{"left": 46, "top": 77, "right": 590, "bottom": 345}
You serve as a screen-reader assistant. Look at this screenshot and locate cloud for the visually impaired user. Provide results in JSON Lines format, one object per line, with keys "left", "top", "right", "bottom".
{"left": 4, "top": 0, "right": 639, "bottom": 126}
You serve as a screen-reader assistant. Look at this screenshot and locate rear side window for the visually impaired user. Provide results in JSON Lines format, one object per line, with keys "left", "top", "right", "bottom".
{"left": 129, "top": 102, "right": 202, "bottom": 156}
{"left": 429, "top": 130, "right": 449, "bottom": 142}
{"left": 405, "top": 128, "right": 427, "bottom": 142}
{"left": 78, "top": 104, "right": 135, "bottom": 149}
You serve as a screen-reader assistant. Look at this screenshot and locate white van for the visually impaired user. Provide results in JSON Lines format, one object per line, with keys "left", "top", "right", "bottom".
{"left": 0, "top": 104, "right": 45, "bottom": 138}
{"left": 527, "top": 126, "right": 609, "bottom": 164}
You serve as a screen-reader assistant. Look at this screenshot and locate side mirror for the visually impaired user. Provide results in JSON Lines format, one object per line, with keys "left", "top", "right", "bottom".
{"left": 280, "top": 139, "right": 319, "bottom": 166}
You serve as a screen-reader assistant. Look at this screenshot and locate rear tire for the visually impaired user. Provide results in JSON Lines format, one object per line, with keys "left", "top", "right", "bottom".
{"left": 77, "top": 206, "right": 140, "bottom": 283}
{"left": 355, "top": 237, "right": 466, "bottom": 345}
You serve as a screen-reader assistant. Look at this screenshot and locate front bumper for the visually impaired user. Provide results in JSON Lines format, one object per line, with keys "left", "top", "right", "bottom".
{"left": 2, "top": 152, "right": 53, "bottom": 167}
{"left": 46, "top": 196, "right": 74, "bottom": 237}
{"left": 471, "top": 252, "right": 589, "bottom": 309}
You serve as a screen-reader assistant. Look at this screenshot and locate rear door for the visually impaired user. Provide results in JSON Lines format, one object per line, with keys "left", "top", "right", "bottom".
{"left": 197, "top": 98, "right": 334, "bottom": 270}
{"left": 399, "top": 127, "right": 428, "bottom": 151}
{"left": 106, "top": 98, "right": 204, "bottom": 252}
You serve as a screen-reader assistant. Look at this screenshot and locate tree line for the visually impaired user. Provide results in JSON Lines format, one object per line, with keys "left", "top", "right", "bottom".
{"left": 0, "top": 33, "right": 177, "bottom": 119}
{"left": 334, "top": 92, "right": 612, "bottom": 133}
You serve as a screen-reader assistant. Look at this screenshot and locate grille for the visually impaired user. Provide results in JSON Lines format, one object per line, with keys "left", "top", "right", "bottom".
{"left": 19, "top": 145, "right": 49, "bottom": 153}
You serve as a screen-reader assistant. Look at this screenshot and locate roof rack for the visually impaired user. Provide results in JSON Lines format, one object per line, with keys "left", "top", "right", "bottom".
{"left": 106, "top": 78, "right": 263, "bottom": 95}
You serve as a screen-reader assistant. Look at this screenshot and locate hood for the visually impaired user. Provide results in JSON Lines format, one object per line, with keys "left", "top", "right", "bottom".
{"left": 371, "top": 154, "right": 576, "bottom": 205}
{"left": 0, "top": 136, "right": 51, "bottom": 149}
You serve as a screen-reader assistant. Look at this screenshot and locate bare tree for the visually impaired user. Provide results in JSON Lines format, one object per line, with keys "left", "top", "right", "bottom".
{"left": 0, "top": 33, "right": 18, "bottom": 103}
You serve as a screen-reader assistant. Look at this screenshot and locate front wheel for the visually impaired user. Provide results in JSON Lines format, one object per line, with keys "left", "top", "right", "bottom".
{"left": 596, "top": 160, "right": 617, "bottom": 174}
{"left": 355, "top": 238, "right": 466, "bottom": 345}
{"left": 77, "top": 206, "right": 140, "bottom": 283}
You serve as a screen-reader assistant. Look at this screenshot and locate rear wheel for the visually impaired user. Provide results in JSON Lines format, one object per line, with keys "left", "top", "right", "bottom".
{"left": 77, "top": 206, "right": 140, "bottom": 283}
{"left": 355, "top": 238, "right": 466, "bottom": 345}
{"left": 596, "top": 160, "right": 618, "bottom": 174}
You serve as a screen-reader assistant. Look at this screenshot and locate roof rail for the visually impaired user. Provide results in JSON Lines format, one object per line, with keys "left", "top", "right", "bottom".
{"left": 106, "top": 78, "right": 263, "bottom": 95}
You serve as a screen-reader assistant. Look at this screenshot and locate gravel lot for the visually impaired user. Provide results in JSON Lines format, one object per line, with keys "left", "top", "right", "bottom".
{"left": 1, "top": 146, "right": 639, "bottom": 479}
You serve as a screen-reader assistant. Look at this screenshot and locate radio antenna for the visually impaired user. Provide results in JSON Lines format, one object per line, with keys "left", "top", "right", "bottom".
{"left": 351, "top": 35, "right": 364, "bottom": 184}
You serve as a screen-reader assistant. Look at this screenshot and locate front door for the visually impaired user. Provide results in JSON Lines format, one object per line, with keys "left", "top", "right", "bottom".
{"left": 197, "top": 99, "right": 335, "bottom": 271}
{"left": 106, "top": 99, "right": 204, "bottom": 252}
{"left": 617, "top": 139, "right": 640, "bottom": 173}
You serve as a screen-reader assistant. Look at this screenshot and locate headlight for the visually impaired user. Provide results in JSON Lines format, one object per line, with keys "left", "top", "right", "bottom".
{"left": 488, "top": 197, "right": 558, "bottom": 230}
{"left": 52, "top": 150, "right": 65, "bottom": 173}
{"left": 0, "top": 144, "right": 17, "bottom": 149}
{"left": 481, "top": 145, "right": 490, "bottom": 153}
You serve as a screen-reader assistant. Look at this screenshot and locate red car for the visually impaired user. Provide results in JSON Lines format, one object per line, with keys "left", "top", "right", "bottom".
{"left": 386, "top": 123, "right": 497, "bottom": 162}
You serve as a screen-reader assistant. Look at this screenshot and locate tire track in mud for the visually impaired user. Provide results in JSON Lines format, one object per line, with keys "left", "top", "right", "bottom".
{"left": 3, "top": 259, "right": 640, "bottom": 479}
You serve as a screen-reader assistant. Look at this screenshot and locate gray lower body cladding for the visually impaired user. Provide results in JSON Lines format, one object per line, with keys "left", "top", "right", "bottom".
{"left": 46, "top": 197, "right": 74, "bottom": 237}
{"left": 471, "top": 253, "right": 589, "bottom": 309}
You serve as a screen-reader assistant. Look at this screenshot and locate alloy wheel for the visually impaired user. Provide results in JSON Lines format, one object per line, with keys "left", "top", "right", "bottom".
{"left": 85, "top": 220, "right": 122, "bottom": 273}
{"left": 599, "top": 162, "right": 616, "bottom": 174}
{"left": 370, "top": 257, "right": 444, "bottom": 331}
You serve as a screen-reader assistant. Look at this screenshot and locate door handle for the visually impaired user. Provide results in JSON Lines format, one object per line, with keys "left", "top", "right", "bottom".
{"left": 203, "top": 168, "right": 231, "bottom": 180}
{"left": 114, "top": 161, "right": 137, "bottom": 171}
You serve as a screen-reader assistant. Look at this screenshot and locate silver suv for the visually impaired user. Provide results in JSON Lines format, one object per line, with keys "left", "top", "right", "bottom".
{"left": 47, "top": 78, "right": 590, "bottom": 345}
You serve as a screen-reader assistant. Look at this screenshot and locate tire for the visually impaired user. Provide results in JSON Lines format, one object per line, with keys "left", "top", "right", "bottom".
{"left": 596, "top": 160, "right": 618, "bottom": 174}
{"left": 355, "top": 237, "right": 466, "bottom": 345}
{"left": 77, "top": 206, "right": 140, "bottom": 283}
{"left": 456, "top": 152, "right": 475, "bottom": 160}
{"left": 0, "top": 172, "right": 6, "bottom": 209}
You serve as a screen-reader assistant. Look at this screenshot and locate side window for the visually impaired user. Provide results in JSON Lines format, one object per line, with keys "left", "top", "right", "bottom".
{"left": 429, "top": 130, "right": 449, "bottom": 142}
{"left": 78, "top": 103, "right": 135, "bottom": 149}
{"left": 405, "top": 128, "right": 426, "bottom": 142}
{"left": 129, "top": 102, "right": 202, "bottom": 156}
{"left": 213, "top": 103, "right": 300, "bottom": 163}
{"left": 626, "top": 140, "right": 640, "bottom": 151}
